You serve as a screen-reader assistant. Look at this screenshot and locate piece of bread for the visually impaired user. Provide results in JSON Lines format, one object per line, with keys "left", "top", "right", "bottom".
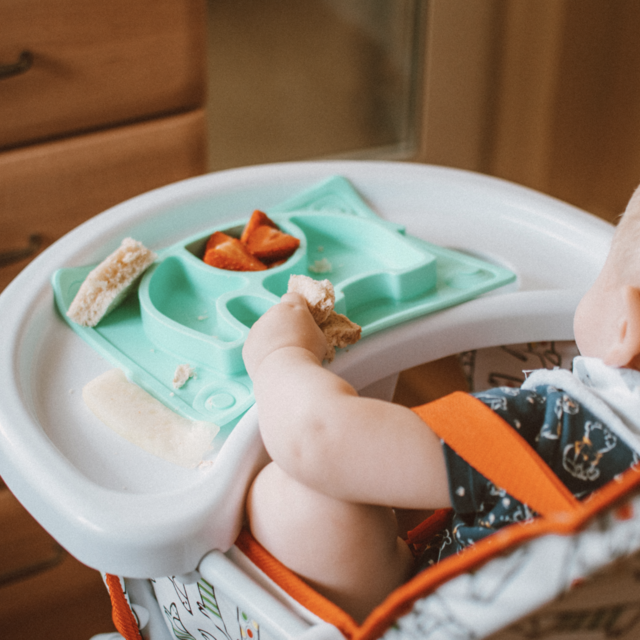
{"left": 83, "top": 368, "right": 218, "bottom": 469}
{"left": 67, "top": 238, "right": 156, "bottom": 327}
{"left": 288, "top": 274, "right": 335, "bottom": 324}
{"left": 320, "top": 311, "right": 362, "bottom": 361}
{"left": 287, "top": 274, "right": 361, "bottom": 361}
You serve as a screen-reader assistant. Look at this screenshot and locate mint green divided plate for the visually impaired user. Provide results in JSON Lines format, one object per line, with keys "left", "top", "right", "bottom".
{"left": 52, "top": 176, "right": 515, "bottom": 432}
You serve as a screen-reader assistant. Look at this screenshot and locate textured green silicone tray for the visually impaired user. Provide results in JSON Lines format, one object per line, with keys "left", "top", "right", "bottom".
{"left": 52, "top": 176, "right": 515, "bottom": 432}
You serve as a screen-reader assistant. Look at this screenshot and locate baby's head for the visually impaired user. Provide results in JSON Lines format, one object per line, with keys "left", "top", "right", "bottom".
{"left": 574, "top": 184, "right": 640, "bottom": 369}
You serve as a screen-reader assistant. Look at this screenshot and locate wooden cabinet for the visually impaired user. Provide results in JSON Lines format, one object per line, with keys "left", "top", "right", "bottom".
{"left": 0, "top": 110, "right": 207, "bottom": 290}
{"left": 0, "top": 2, "right": 207, "bottom": 634}
{"left": 0, "top": 0, "right": 206, "bottom": 149}
{"left": 0, "top": 487, "right": 116, "bottom": 638}
{"left": 0, "top": 0, "right": 208, "bottom": 292}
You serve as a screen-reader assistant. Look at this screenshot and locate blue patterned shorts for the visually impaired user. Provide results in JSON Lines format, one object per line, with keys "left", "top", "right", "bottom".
{"left": 419, "top": 384, "right": 638, "bottom": 570}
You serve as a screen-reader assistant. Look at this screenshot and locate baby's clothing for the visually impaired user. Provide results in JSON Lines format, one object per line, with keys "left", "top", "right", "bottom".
{"left": 419, "top": 357, "right": 640, "bottom": 570}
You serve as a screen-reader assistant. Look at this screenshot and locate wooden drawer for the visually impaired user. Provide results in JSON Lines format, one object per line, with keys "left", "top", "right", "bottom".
{"left": 0, "top": 109, "right": 207, "bottom": 292}
{"left": 0, "top": 0, "right": 206, "bottom": 151}
{"left": 0, "top": 487, "right": 65, "bottom": 588}
{"left": 0, "top": 487, "right": 115, "bottom": 638}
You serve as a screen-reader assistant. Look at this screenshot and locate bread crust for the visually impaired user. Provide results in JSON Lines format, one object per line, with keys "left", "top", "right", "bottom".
{"left": 67, "top": 238, "right": 156, "bottom": 327}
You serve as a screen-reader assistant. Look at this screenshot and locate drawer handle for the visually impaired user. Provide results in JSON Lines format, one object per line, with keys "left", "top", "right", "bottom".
{"left": 0, "top": 50, "right": 33, "bottom": 79}
{"left": 0, "top": 233, "right": 43, "bottom": 268}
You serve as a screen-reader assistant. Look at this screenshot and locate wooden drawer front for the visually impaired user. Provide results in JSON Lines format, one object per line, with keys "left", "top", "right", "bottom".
{"left": 0, "top": 0, "right": 205, "bottom": 151}
{"left": 0, "top": 109, "right": 207, "bottom": 292}
{"left": 0, "top": 487, "right": 115, "bottom": 638}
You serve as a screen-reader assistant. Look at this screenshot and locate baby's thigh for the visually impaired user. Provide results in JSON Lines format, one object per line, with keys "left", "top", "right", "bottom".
{"left": 246, "top": 461, "right": 407, "bottom": 586}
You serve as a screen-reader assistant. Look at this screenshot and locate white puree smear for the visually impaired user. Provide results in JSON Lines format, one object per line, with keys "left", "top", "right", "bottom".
{"left": 83, "top": 368, "right": 218, "bottom": 469}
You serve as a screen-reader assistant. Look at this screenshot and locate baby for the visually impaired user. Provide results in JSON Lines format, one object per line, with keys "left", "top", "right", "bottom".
{"left": 242, "top": 185, "right": 640, "bottom": 623}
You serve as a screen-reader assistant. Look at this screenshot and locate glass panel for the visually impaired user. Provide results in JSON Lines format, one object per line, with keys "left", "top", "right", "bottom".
{"left": 206, "top": 0, "right": 426, "bottom": 171}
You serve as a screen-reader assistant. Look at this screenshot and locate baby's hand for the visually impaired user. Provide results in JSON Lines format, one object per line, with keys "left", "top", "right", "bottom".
{"left": 243, "top": 293, "right": 327, "bottom": 379}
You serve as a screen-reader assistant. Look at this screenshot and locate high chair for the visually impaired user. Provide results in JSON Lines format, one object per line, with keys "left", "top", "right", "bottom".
{"left": 2, "top": 161, "right": 638, "bottom": 640}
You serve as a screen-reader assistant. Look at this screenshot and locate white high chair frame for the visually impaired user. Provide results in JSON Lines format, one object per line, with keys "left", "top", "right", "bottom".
{"left": 0, "top": 161, "right": 614, "bottom": 639}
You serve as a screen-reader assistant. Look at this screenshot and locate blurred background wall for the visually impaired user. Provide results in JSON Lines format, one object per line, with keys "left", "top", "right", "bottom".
{"left": 206, "top": 0, "right": 640, "bottom": 223}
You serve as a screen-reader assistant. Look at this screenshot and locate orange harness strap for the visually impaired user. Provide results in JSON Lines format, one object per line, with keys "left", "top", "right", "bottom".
{"left": 105, "top": 573, "right": 143, "bottom": 640}
{"left": 412, "top": 391, "right": 581, "bottom": 517}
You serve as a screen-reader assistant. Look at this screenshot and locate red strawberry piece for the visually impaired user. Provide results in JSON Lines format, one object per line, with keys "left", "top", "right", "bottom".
{"left": 243, "top": 225, "right": 300, "bottom": 263}
{"left": 203, "top": 231, "right": 266, "bottom": 271}
{"left": 240, "top": 210, "right": 278, "bottom": 245}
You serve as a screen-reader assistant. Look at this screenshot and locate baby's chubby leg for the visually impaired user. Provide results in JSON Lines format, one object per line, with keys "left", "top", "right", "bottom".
{"left": 243, "top": 293, "right": 449, "bottom": 621}
{"left": 247, "top": 461, "right": 415, "bottom": 624}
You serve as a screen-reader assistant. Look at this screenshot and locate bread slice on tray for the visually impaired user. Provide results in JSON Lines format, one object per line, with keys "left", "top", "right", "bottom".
{"left": 67, "top": 238, "right": 156, "bottom": 327}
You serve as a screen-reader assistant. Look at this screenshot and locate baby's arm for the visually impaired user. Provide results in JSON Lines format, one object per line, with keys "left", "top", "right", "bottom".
{"left": 243, "top": 293, "right": 451, "bottom": 510}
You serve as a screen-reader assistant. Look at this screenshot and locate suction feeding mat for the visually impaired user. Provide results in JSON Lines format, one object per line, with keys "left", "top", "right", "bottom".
{"left": 52, "top": 176, "right": 515, "bottom": 438}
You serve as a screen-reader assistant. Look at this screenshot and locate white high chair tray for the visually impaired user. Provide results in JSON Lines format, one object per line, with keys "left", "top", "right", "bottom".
{"left": 0, "top": 161, "right": 613, "bottom": 579}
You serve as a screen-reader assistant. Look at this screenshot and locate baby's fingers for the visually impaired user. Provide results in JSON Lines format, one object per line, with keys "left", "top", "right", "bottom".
{"left": 280, "top": 291, "right": 307, "bottom": 308}
{"left": 243, "top": 294, "right": 326, "bottom": 378}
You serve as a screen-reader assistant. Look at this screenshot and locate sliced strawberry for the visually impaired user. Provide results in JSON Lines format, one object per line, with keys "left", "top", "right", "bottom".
{"left": 240, "top": 210, "right": 278, "bottom": 244}
{"left": 203, "top": 231, "right": 266, "bottom": 271}
{"left": 243, "top": 225, "right": 300, "bottom": 263}
{"left": 267, "top": 258, "right": 288, "bottom": 269}
{"left": 205, "top": 231, "right": 236, "bottom": 251}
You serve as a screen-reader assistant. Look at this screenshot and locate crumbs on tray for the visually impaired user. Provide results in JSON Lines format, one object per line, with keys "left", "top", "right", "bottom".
{"left": 173, "top": 364, "right": 196, "bottom": 389}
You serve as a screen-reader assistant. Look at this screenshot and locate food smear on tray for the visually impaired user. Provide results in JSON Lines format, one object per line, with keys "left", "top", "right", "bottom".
{"left": 83, "top": 368, "right": 218, "bottom": 469}
{"left": 203, "top": 210, "right": 300, "bottom": 271}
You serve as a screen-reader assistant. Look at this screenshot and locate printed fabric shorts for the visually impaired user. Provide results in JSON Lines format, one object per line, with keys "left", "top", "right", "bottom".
{"left": 418, "top": 383, "right": 639, "bottom": 571}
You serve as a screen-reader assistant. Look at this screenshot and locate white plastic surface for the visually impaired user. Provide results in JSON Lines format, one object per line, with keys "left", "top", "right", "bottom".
{"left": 199, "top": 550, "right": 312, "bottom": 639}
{"left": 0, "top": 161, "right": 614, "bottom": 578}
